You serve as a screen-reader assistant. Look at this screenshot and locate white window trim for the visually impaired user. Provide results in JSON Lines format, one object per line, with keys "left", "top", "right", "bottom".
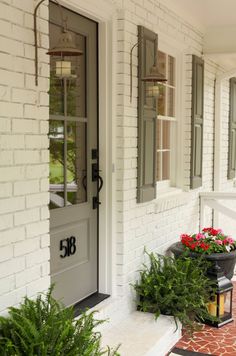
{"left": 155, "top": 37, "right": 185, "bottom": 197}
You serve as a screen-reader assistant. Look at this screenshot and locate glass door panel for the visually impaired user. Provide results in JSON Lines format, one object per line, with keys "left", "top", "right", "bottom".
{"left": 49, "top": 22, "right": 87, "bottom": 209}
{"left": 49, "top": 120, "right": 64, "bottom": 209}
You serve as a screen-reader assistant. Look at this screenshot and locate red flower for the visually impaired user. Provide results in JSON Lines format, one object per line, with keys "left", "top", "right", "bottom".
{"left": 200, "top": 242, "right": 210, "bottom": 251}
{"left": 202, "top": 227, "right": 218, "bottom": 236}
{"left": 180, "top": 227, "right": 235, "bottom": 253}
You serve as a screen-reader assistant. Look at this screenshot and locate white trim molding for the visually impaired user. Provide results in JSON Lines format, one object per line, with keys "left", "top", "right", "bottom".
{"left": 53, "top": 0, "right": 117, "bottom": 297}
{"left": 214, "top": 68, "right": 236, "bottom": 191}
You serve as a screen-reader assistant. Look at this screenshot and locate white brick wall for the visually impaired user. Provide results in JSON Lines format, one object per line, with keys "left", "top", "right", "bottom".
{"left": 0, "top": 0, "right": 235, "bottom": 317}
{"left": 113, "top": 0, "right": 235, "bottom": 300}
{"left": 0, "top": 0, "right": 50, "bottom": 313}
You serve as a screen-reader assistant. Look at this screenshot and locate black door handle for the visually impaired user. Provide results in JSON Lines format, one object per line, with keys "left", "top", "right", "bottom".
{"left": 98, "top": 175, "right": 103, "bottom": 193}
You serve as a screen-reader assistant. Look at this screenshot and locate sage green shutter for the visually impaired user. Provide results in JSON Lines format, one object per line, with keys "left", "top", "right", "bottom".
{"left": 137, "top": 26, "right": 157, "bottom": 203}
{"left": 228, "top": 78, "right": 236, "bottom": 179}
{"left": 190, "top": 55, "right": 204, "bottom": 189}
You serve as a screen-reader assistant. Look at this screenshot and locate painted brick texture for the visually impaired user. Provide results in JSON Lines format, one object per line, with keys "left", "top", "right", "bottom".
{"left": 0, "top": 0, "right": 50, "bottom": 313}
{"left": 0, "top": 0, "right": 235, "bottom": 317}
{"left": 114, "top": 0, "right": 235, "bottom": 299}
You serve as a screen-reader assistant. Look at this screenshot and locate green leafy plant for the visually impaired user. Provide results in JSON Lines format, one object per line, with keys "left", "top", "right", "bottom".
{"left": 133, "top": 251, "right": 217, "bottom": 333}
{"left": 0, "top": 287, "right": 120, "bottom": 356}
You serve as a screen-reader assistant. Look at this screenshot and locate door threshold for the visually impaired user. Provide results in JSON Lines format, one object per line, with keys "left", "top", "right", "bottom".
{"left": 74, "top": 292, "right": 110, "bottom": 317}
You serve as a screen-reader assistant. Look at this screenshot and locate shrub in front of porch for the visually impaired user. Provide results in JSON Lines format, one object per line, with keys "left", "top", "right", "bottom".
{"left": 133, "top": 252, "right": 216, "bottom": 333}
{"left": 0, "top": 287, "right": 120, "bottom": 356}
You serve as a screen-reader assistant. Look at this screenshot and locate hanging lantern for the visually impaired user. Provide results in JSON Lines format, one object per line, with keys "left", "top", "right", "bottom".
{"left": 143, "top": 62, "right": 167, "bottom": 98}
{"left": 34, "top": 0, "right": 83, "bottom": 85}
{"left": 47, "top": 29, "right": 83, "bottom": 79}
{"left": 206, "top": 264, "right": 233, "bottom": 327}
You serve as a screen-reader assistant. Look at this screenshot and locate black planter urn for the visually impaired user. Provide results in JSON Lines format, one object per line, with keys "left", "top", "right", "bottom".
{"left": 170, "top": 242, "right": 236, "bottom": 280}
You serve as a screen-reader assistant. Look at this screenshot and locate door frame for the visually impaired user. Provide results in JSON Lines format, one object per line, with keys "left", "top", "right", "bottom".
{"left": 49, "top": 0, "right": 117, "bottom": 298}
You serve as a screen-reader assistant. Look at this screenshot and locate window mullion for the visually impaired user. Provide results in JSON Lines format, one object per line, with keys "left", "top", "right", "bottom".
{"left": 63, "top": 78, "right": 68, "bottom": 207}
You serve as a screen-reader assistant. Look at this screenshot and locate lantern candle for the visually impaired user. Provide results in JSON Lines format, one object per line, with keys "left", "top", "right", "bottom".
{"left": 207, "top": 294, "right": 225, "bottom": 317}
{"left": 146, "top": 84, "right": 159, "bottom": 97}
{"left": 56, "top": 60, "right": 71, "bottom": 77}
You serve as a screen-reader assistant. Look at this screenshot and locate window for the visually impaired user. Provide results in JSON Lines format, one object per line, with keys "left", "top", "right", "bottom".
{"left": 156, "top": 50, "right": 176, "bottom": 185}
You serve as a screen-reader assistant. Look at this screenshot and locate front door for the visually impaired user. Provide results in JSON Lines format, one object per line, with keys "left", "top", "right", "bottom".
{"left": 49, "top": 2, "right": 98, "bottom": 306}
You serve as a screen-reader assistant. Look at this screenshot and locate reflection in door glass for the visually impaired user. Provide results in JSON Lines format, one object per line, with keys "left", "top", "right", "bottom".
{"left": 49, "top": 120, "right": 64, "bottom": 209}
{"left": 49, "top": 22, "right": 88, "bottom": 209}
{"left": 49, "top": 22, "right": 86, "bottom": 118}
{"left": 67, "top": 121, "right": 87, "bottom": 205}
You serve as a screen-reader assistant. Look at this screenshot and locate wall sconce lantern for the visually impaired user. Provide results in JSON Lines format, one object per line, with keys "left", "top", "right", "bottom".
{"left": 206, "top": 264, "right": 233, "bottom": 327}
{"left": 130, "top": 34, "right": 167, "bottom": 102}
{"left": 142, "top": 61, "right": 166, "bottom": 98}
{"left": 34, "top": 0, "right": 83, "bottom": 85}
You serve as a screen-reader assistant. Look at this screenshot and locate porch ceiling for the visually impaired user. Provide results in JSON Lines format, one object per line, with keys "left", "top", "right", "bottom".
{"left": 161, "top": 0, "right": 236, "bottom": 28}
{"left": 159, "top": 0, "right": 236, "bottom": 70}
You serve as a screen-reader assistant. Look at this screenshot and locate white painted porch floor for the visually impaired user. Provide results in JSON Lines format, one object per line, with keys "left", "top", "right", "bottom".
{"left": 101, "top": 311, "right": 181, "bottom": 356}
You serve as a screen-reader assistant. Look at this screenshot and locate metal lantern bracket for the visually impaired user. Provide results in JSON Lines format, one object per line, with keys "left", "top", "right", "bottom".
{"left": 34, "top": 0, "right": 83, "bottom": 86}
{"left": 129, "top": 32, "right": 167, "bottom": 102}
{"left": 34, "top": 0, "right": 61, "bottom": 86}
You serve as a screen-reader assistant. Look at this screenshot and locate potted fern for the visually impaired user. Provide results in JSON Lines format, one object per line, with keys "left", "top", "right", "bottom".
{"left": 0, "top": 287, "right": 120, "bottom": 356}
{"left": 133, "top": 251, "right": 216, "bottom": 333}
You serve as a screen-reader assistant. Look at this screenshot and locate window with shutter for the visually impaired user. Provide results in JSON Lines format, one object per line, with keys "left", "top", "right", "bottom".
{"left": 137, "top": 26, "right": 157, "bottom": 203}
{"left": 228, "top": 78, "right": 236, "bottom": 179}
{"left": 156, "top": 50, "right": 176, "bottom": 185}
{"left": 190, "top": 55, "right": 204, "bottom": 189}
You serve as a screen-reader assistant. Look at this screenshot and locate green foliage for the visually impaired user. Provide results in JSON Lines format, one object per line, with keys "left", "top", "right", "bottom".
{"left": 133, "top": 251, "right": 217, "bottom": 333}
{"left": 0, "top": 287, "right": 120, "bottom": 356}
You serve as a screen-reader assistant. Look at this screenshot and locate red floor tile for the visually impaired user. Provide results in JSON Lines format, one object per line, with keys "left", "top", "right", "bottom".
{"left": 174, "top": 282, "right": 236, "bottom": 356}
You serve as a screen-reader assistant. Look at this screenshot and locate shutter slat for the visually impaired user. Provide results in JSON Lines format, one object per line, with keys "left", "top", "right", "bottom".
{"left": 137, "top": 26, "right": 157, "bottom": 203}
{"left": 190, "top": 55, "right": 204, "bottom": 189}
{"left": 228, "top": 78, "right": 236, "bottom": 179}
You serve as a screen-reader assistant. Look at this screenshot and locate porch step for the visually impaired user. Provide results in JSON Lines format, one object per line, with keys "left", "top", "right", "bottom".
{"left": 101, "top": 311, "right": 182, "bottom": 356}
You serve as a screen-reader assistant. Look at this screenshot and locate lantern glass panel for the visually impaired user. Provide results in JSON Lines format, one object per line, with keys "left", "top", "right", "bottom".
{"left": 223, "top": 291, "right": 231, "bottom": 315}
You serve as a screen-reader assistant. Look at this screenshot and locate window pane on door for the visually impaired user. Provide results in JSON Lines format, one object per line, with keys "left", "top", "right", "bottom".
{"left": 49, "top": 23, "right": 86, "bottom": 118}
{"left": 67, "top": 34, "right": 86, "bottom": 118}
{"left": 49, "top": 120, "right": 64, "bottom": 209}
{"left": 67, "top": 121, "right": 87, "bottom": 205}
{"left": 49, "top": 74, "right": 64, "bottom": 116}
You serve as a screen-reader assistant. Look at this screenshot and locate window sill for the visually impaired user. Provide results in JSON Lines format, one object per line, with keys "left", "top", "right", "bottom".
{"left": 154, "top": 187, "right": 189, "bottom": 213}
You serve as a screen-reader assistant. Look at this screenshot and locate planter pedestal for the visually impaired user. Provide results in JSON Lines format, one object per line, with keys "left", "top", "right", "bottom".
{"left": 170, "top": 242, "right": 236, "bottom": 280}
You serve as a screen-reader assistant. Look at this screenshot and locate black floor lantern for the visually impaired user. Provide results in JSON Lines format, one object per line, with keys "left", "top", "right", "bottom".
{"left": 206, "top": 264, "right": 233, "bottom": 327}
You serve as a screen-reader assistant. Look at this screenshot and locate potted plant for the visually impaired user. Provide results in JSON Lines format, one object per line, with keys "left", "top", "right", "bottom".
{"left": 133, "top": 251, "right": 216, "bottom": 333}
{"left": 170, "top": 227, "right": 236, "bottom": 280}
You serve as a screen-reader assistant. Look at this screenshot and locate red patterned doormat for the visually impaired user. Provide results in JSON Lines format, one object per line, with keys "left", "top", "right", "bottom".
{"left": 173, "top": 282, "right": 236, "bottom": 356}
{"left": 169, "top": 348, "right": 216, "bottom": 355}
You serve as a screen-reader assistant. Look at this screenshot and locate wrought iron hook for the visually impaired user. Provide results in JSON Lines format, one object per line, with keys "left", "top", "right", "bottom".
{"left": 34, "top": 0, "right": 63, "bottom": 86}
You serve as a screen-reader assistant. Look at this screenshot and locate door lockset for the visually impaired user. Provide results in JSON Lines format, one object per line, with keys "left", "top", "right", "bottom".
{"left": 92, "top": 163, "right": 103, "bottom": 209}
{"left": 92, "top": 163, "right": 104, "bottom": 193}
{"left": 92, "top": 163, "right": 99, "bottom": 181}
{"left": 93, "top": 197, "right": 101, "bottom": 209}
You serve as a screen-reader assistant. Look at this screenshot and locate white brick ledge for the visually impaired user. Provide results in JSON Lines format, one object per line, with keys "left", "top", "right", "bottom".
{"left": 154, "top": 190, "right": 190, "bottom": 213}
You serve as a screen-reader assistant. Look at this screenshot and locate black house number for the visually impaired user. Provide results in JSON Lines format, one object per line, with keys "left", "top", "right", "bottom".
{"left": 60, "top": 236, "right": 77, "bottom": 258}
